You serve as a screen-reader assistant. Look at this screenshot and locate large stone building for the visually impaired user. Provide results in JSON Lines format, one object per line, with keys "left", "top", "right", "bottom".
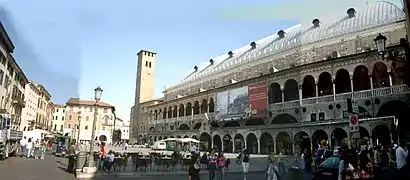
{"left": 21, "top": 81, "right": 40, "bottom": 131}
{"left": 63, "top": 98, "right": 116, "bottom": 144}
{"left": 34, "top": 83, "right": 54, "bottom": 130}
{"left": 136, "top": 2, "right": 410, "bottom": 154}
{"left": 0, "top": 22, "right": 28, "bottom": 130}
{"left": 52, "top": 104, "right": 66, "bottom": 133}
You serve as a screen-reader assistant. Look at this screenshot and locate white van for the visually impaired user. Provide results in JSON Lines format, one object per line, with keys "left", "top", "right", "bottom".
{"left": 152, "top": 141, "right": 166, "bottom": 150}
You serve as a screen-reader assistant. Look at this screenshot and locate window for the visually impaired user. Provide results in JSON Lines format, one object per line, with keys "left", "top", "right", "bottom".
{"left": 69, "top": 115, "right": 72, "bottom": 120}
{"left": 60, "top": 125, "right": 63, "bottom": 131}
{"left": 54, "top": 124, "right": 57, "bottom": 131}
{"left": 4, "top": 75, "right": 9, "bottom": 89}
{"left": 63, "top": 109, "right": 65, "bottom": 113}
{"left": 145, "top": 61, "right": 148, "bottom": 67}
{"left": 86, "top": 116, "right": 89, "bottom": 121}
{"left": 56, "top": 109, "right": 59, "bottom": 112}
{"left": 89, "top": 107, "right": 92, "bottom": 112}
{"left": 68, "top": 124, "right": 71, "bottom": 128}
{"left": 62, "top": 116, "right": 64, "bottom": 121}
{"left": 85, "top": 125, "right": 88, "bottom": 130}
{"left": 148, "top": 62, "right": 152, "bottom": 68}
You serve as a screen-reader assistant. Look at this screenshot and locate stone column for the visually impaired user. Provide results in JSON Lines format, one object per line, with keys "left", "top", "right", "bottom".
{"left": 221, "top": 141, "right": 224, "bottom": 152}
{"left": 298, "top": 84, "right": 303, "bottom": 105}
{"left": 315, "top": 83, "right": 319, "bottom": 103}
{"left": 244, "top": 140, "right": 247, "bottom": 150}
{"left": 176, "top": 107, "right": 179, "bottom": 119}
{"left": 332, "top": 79, "right": 336, "bottom": 101}
{"left": 257, "top": 139, "right": 260, "bottom": 154}
{"left": 232, "top": 140, "right": 235, "bottom": 153}
{"left": 281, "top": 87, "right": 285, "bottom": 103}
{"left": 199, "top": 103, "right": 202, "bottom": 114}
{"left": 369, "top": 74, "right": 374, "bottom": 96}
{"left": 389, "top": 72, "right": 393, "bottom": 94}
{"left": 350, "top": 75, "right": 354, "bottom": 93}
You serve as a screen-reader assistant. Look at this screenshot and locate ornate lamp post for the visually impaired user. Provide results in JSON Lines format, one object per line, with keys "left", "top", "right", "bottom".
{"left": 86, "top": 86, "right": 103, "bottom": 168}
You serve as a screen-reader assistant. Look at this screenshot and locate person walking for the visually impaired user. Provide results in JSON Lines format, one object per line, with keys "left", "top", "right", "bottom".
{"left": 19, "top": 136, "right": 27, "bottom": 158}
{"left": 207, "top": 150, "right": 217, "bottom": 180}
{"left": 395, "top": 142, "right": 408, "bottom": 179}
{"left": 26, "top": 138, "right": 33, "bottom": 158}
{"left": 67, "top": 141, "right": 76, "bottom": 173}
{"left": 189, "top": 154, "right": 201, "bottom": 180}
{"left": 216, "top": 151, "right": 226, "bottom": 180}
{"left": 241, "top": 149, "right": 251, "bottom": 180}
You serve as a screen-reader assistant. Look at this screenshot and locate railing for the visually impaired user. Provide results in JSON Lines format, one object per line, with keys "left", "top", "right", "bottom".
{"left": 149, "top": 112, "right": 215, "bottom": 126}
{"left": 270, "top": 84, "right": 409, "bottom": 110}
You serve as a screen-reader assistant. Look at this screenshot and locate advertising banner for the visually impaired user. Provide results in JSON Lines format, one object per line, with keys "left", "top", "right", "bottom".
{"left": 248, "top": 82, "right": 268, "bottom": 118}
{"left": 215, "top": 87, "right": 248, "bottom": 121}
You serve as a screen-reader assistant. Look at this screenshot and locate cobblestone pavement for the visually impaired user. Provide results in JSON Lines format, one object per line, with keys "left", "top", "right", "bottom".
{"left": 0, "top": 155, "right": 76, "bottom": 180}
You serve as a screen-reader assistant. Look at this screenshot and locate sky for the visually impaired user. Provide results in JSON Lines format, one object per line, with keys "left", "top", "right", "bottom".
{"left": 0, "top": 0, "right": 402, "bottom": 120}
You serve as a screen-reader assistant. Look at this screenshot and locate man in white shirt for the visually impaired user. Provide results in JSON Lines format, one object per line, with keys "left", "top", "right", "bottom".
{"left": 395, "top": 144, "right": 408, "bottom": 169}
{"left": 19, "top": 137, "right": 27, "bottom": 158}
{"left": 106, "top": 151, "right": 115, "bottom": 172}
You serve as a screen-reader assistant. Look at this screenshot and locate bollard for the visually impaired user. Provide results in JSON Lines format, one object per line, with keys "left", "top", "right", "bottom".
{"left": 76, "top": 151, "right": 87, "bottom": 173}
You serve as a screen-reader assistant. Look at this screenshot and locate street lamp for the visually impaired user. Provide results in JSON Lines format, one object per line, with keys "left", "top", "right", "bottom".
{"left": 86, "top": 86, "right": 103, "bottom": 168}
{"left": 374, "top": 33, "right": 387, "bottom": 55}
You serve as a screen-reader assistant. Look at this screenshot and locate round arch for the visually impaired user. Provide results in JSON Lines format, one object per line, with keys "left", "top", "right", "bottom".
{"left": 222, "top": 134, "right": 233, "bottom": 153}
{"left": 372, "top": 124, "right": 391, "bottom": 146}
{"left": 331, "top": 128, "right": 348, "bottom": 147}
{"left": 199, "top": 132, "right": 211, "bottom": 151}
{"left": 213, "top": 135, "right": 222, "bottom": 151}
{"left": 294, "top": 131, "right": 310, "bottom": 154}
{"left": 312, "top": 129, "right": 328, "bottom": 150}
{"left": 234, "top": 134, "right": 245, "bottom": 153}
{"left": 318, "top": 72, "right": 333, "bottom": 96}
{"left": 179, "top": 124, "right": 190, "bottom": 131}
{"left": 283, "top": 79, "right": 299, "bottom": 101}
{"left": 246, "top": 133, "right": 258, "bottom": 154}
{"left": 268, "top": 83, "right": 282, "bottom": 104}
{"left": 372, "top": 61, "right": 390, "bottom": 88}
{"left": 377, "top": 100, "right": 410, "bottom": 143}
{"left": 302, "top": 75, "right": 316, "bottom": 98}
{"left": 275, "top": 132, "right": 292, "bottom": 155}
{"left": 353, "top": 65, "right": 370, "bottom": 91}
{"left": 260, "top": 132, "right": 274, "bottom": 154}
{"left": 271, "top": 114, "right": 298, "bottom": 124}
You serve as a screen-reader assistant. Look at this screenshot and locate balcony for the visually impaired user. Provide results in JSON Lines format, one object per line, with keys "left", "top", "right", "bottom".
{"left": 269, "top": 84, "right": 409, "bottom": 111}
{"left": 149, "top": 112, "right": 215, "bottom": 126}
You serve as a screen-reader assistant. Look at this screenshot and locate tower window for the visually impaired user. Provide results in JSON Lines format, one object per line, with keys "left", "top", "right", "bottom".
{"left": 149, "top": 62, "right": 152, "bottom": 67}
{"left": 145, "top": 61, "right": 148, "bottom": 67}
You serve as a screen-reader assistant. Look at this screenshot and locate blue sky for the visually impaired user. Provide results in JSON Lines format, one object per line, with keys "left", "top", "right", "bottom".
{"left": 0, "top": 0, "right": 402, "bottom": 119}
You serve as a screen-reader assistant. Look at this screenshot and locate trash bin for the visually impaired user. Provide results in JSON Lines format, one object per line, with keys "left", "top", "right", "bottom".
{"left": 76, "top": 151, "right": 87, "bottom": 171}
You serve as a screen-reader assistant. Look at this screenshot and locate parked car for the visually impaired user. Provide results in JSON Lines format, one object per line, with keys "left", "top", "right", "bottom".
{"left": 312, "top": 156, "right": 340, "bottom": 180}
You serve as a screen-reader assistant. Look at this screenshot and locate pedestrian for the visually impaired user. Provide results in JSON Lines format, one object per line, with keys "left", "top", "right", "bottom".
{"left": 300, "top": 149, "right": 306, "bottom": 171}
{"left": 189, "top": 154, "right": 201, "bottom": 180}
{"left": 267, "top": 151, "right": 280, "bottom": 180}
{"left": 67, "top": 141, "right": 76, "bottom": 173}
{"left": 19, "top": 136, "right": 27, "bottom": 158}
{"left": 395, "top": 142, "right": 408, "bottom": 179}
{"left": 207, "top": 150, "right": 217, "bottom": 180}
{"left": 216, "top": 151, "right": 226, "bottom": 180}
{"left": 241, "top": 149, "right": 251, "bottom": 179}
{"left": 26, "top": 138, "right": 33, "bottom": 158}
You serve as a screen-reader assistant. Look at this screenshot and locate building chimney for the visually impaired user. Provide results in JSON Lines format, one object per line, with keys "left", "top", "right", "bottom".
{"left": 277, "top": 30, "right": 285, "bottom": 38}
{"left": 194, "top": 66, "right": 198, "bottom": 71}
{"left": 228, "top": 51, "right": 233, "bottom": 58}
{"left": 347, "top": 8, "right": 356, "bottom": 18}
{"left": 250, "top": 42, "right": 256, "bottom": 49}
{"left": 209, "top": 59, "right": 214, "bottom": 65}
{"left": 312, "top": 19, "right": 320, "bottom": 28}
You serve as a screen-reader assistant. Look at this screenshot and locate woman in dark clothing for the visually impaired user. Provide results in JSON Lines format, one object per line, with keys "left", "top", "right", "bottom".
{"left": 189, "top": 155, "right": 201, "bottom": 180}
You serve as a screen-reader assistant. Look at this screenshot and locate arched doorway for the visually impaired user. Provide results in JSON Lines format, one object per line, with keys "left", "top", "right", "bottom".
{"left": 213, "top": 135, "right": 222, "bottom": 151}
{"left": 317, "top": 72, "right": 333, "bottom": 96}
{"left": 294, "top": 131, "right": 310, "bottom": 154}
{"left": 372, "top": 62, "right": 390, "bottom": 88}
{"left": 372, "top": 125, "right": 391, "bottom": 146}
{"left": 302, "top": 75, "right": 316, "bottom": 98}
{"left": 275, "top": 132, "right": 292, "bottom": 155}
{"left": 112, "top": 129, "right": 122, "bottom": 143}
{"left": 260, "top": 132, "right": 274, "bottom": 154}
{"left": 353, "top": 65, "right": 370, "bottom": 91}
{"left": 335, "top": 69, "right": 351, "bottom": 93}
{"left": 199, "top": 132, "right": 211, "bottom": 151}
{"left": 99, "top": 135, "right": 107, "bottom": 142}
{"left": 268, "top": 83, "right": 282, "bottom": 104}
{"left": 271, "top": 114, "right": 298, "bottom": 124}
{"left": 331, "top": 128, "right": 348, "bottom": 147}
{"left": 222, "top": 134, "right": 233, "bottom": 153}
{"left": 377, "top": 100, "right": 410, "bottom": 143}
{"left": 234, "top": 134, "right": 244, "bottom": 153}
{"left": 312, "top": 129, "right": 328, "bottom": 150}
{"left": 246, "top": 133, "right": 258, "bottom": 154}
{"left": 283, "top": 79, "right": 299, "bottom": 101}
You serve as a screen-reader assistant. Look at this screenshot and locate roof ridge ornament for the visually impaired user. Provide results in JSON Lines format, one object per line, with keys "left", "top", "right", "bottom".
{"left": 347, "top": 8, "right": 356, "bottom": 18}
{"left": 250, "top": 42, "right": 257, "bottom": 49}
{"left": 228, "top": 51, "right": 233, "bottom": 58}
{"left": 312, "top": 19, "right": 320, "bottom": 28}
{"left": 277, "top": 30, "right": 285, "bottom": 38}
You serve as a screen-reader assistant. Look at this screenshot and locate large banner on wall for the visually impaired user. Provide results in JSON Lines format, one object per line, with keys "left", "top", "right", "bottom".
{"left": 216, "top": 86, "right": 249, "bottom": 121}
{"left": 248, "top": 82, "right": 268, "bottom": 118}
{"left": 215, "top": 81, "right": 269, "bottom": 121}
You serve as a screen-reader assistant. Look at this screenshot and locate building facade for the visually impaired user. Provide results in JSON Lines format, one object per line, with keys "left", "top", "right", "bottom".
{"left": 130, "top": 50, "right": 156, "bottom": 143}
{"left": 21, "top": 82, "right": 40, "bottom": 131}
{"left": 52, "top": 104, "right": 66, "bottom": 133}
{"left": 35, "top": 84, "right": 53, "bottom": 130}
{"left": 0, "top": 22, "right": 28, "bottom": 130}
{"left": 63, "top": 98, "right": 116, "bottom": 144}
{"left": 140, "top": 2, "right": 410, "bottom": 154}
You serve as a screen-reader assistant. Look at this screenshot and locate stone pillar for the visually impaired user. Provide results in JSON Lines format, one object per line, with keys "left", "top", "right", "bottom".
{"left": 281, "top": 87, "right": 285, "bottom": 103}
{"left": 315, "top": 83, "right": 319, "bottom": 103}
{"left": 176, "top": 107, "right": 179, "bottom": 119}
{"left": 221, "top": 141, "right": 224, "bottom": 152}
{"left": 232, "top": 140, "right": 235, "bottom": 153}
{"left": 257, "top": 139, "right": 260, "bottom": 154}
{"left": 389, "top": 73, "right": 393, "bottom": 94}
{"left": 244, "top": 140, "right": 247, "bottom": 150}
{"left": 199, "top": 104, "right": 202, "bottom": 114}
{"left": 350, "top": 75, "right": 354, "bottom": 93}
{"left": 369, "top": 74, "right": 374, "bottom": 96}
{"left": 332, "top": 79, "right": 336, "bottom": 101}
{"left": 273, "top": 141, "right": 276, "bottom": 154}
{"left": 207, "top": 102, "right": 210, "bottom": 113}
{"left": 298, "top": 84, "right": 303, "bottom": 105}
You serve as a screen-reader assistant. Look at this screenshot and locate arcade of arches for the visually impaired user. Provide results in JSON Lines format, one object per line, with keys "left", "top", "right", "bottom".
{"left": 148, "top": 98, "right": 215, "bottom": 121}
{"left": 185, "top": 124, "right": 392, "bottom": 154}
{"left": 268, "top": 63, "right": 402, "bottom": 104}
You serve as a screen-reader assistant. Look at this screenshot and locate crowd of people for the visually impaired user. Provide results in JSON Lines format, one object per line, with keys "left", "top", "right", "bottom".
{"left": 18, "top": 136, "right": 48, "bottom": 159}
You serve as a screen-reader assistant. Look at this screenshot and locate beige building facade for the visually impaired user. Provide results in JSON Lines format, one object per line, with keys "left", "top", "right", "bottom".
{"left": 63, "top": 98, "right": 116, "bottom": 144}
{"left": 34, "top": 84, "right": 54, "bottom": 130}
{"left": 130, "top": 50, "right": 156, "bottom": 143}
{"left": 21, "top": 82, "right": 40, "bottom": 131}
{"left": 0, "top": 22, "right": 28, "bottom": 130}
{"left": 52, "top": 104, "right": 66, "bottom": 133}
